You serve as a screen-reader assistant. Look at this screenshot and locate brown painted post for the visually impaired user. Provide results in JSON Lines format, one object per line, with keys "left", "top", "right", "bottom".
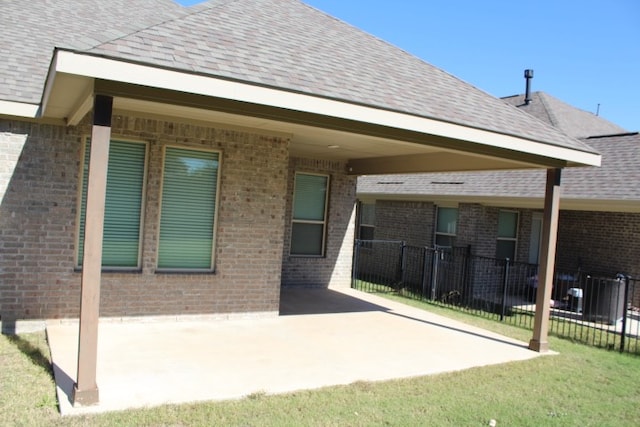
{"left": 72, "top": 95, "right": 112, "bottom": 406}
{"left": 529, "top": 168, "right": 562, "bottom": 353}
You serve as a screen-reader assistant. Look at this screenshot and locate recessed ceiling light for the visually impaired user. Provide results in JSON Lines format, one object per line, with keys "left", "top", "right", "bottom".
{"left": 327, "top": 145, "right": 340, "bottom": 149}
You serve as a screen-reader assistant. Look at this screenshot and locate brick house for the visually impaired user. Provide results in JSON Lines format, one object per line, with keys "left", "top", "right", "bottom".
{"left": 357, "top": 90, "right": 639, "bottom": 278}
{"left": 1, "top": 1, "right": 601, "bottom": 401}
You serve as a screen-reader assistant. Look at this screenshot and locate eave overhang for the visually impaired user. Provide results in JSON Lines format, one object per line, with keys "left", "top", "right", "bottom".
{"left": 27, "top": 49, "right": 602, "bottom": 174}
{"left": 357, "top": 192, "right": 640, "bottom": 213}
{"left": 0, "top": 100, "right": 40, "bottom": 119}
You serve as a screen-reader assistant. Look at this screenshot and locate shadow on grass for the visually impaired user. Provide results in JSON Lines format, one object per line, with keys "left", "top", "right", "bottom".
{"left": 385, "top": 310, "right": 532, "bottom": 350}
{"left": 6, "top": 334, "right": 55, "bottom": 380}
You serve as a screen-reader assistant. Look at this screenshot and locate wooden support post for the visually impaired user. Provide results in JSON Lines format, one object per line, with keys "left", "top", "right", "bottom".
{"left": 529, "top": 168, "right": 562, "bottom": 353}
{"left": 72, "top": 95, "right": 112, "bottom": 406}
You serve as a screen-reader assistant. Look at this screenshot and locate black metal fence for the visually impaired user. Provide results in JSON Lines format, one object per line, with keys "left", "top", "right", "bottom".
{"left": 352, "top": 239, "right": 640, "bottom": 355}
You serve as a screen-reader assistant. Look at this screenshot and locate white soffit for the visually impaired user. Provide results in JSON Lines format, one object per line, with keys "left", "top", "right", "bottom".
{"left": 41, "top": 50, "right": 600, "bottom": 167}
{"left": 113, "top": 96, "right": 441, "bottom": 159}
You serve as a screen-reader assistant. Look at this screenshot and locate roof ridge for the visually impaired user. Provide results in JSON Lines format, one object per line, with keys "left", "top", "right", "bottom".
{"left": 86, "top": 0, "right": 240, "bottom": 51}
{"left": 534, "top": 92, "right": 560, "bottom": 128}
{"left": 299, "top": 1, "right": 516, "bottom": 115}
{"left": 300, "top": 1, "right": 418, "bottom": 59}
{"left": 538, "top": 91, "right": 599, "bottom": 116}
{"left": 586, "top": 131, "right": 639, "bottom": 139}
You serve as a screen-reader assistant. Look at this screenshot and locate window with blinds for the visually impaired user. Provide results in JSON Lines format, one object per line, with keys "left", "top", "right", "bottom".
{"left": 157, "top": 147, "right": 220, "bottom": 270}
{"left": 290, "top": 173, "right": 329, "bottom": 256}
{"left": 77, "top": 139, "right": 147, "bottom": 268}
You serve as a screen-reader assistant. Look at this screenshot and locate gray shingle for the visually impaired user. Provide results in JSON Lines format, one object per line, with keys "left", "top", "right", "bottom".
{"left": 0, "top": 0, "right": 187, "bottom": 103}
{"left": 502, "top": 92, "right": 627, "bottom": 138}
{"left": 82, "top": 0, "right": 593, "bottom": 152}
{"left": 0, "top": 0, "right": 596, "bottom": 156}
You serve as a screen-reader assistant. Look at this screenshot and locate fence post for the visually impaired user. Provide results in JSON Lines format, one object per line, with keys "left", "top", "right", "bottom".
{"left": 500, "top": 258, "right": 510, "bottom": 321}
{"left": 421, "top": 247, "right": 429, "bottom": 300}
{"left": 462, "top": 245, "right": 472, "bottom": 305}
{"left": 430, "top": 247, "right": 440, "bottom": 301}
{"left": 396, "top": 241, "right": 406, "bottom": 291}
{"left": 351, "top": 239, "right": 360, "bottom": 290}
{"left": 620, "top": 275, "right": 631, "bottom": 353}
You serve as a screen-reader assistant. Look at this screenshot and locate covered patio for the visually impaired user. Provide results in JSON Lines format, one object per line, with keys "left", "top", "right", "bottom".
{"left": 1, "top": 0, "right": 603, "bottom": 411}
{"left": 47, "top": 287, "right": 545, "bottom": 416}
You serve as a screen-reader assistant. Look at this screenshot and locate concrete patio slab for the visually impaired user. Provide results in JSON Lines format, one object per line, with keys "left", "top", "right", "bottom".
{"left": 47, "top": 287, "right": 547, "bottom": 416}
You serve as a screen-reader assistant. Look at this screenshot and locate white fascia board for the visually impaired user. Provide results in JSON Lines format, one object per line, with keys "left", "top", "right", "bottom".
{"left": 358, "top": 193, "right": 640, "bottom": 212}
{"left": 51, "top": 50, "right": 601, "bottom": 166}
{"left": 0, "top": 100, "right": 39, "bottom": 118}
{"left": 40, "top": 52, "right": 58, "bottom": 118}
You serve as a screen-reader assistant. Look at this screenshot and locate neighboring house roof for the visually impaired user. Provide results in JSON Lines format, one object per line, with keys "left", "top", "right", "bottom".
{"left": 357, "top": 131, "right": 640, "bottom": 212}
{"left": 0, "top": 0, "right": 600, "bottom": 170}
{"left": 502, "top": 92, "right": 627, "bottom": 139}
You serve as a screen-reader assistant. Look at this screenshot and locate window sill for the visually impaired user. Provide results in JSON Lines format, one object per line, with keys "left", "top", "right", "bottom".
{"left": 154, "top": 269, "right": 216, "bottom": 275}
{"left": 74, "top": 267, "right": 142, "bottom": 273}
{"left": 289, "top": 254, "right": 325, "bottom": 259}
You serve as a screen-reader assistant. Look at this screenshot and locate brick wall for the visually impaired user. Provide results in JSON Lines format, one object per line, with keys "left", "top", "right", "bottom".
{"left": 456, "top": 203, "right": 485, "bottom": 254}
{"left": 366, "top": 201, "right": 543, "bottom": 299}
{"left": 457, "top": 204, "right": 535, "bottom": 264}
{"left": 280, "top": 157, "right": 356, "bottom": 289}
{"left": 373, "top": 200, "right": 435, "bottom": 246}
{"left": 1, "top": 115, "right": 293, "bottom": 320}
{"left": 369, "top": 201, "right": 536, "bottom": 263}
{"left": 556, "top": 210, "right": 640, "bottom": 277}
{"left": 365, "top": 198, "right": 640, "bottom": 299}
{"left": 0, "top": 130, "right": 27, "bottom": 204}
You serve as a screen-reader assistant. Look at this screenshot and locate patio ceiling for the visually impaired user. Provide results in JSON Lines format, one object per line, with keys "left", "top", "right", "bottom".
{"left": 36, "top": 50, "right": 601, "bottom": 176}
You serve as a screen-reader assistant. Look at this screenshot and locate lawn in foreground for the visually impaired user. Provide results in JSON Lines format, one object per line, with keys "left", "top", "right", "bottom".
{"left": 1, "top": 301, "right": 639, "bottom": 426}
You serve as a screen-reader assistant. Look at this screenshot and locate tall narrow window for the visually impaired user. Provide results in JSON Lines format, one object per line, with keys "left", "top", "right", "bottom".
{"left": 291, "top": 173, "right": 329, "bottom": 256}
{"left": 435, "top": 207, "right": 457, "bottom": 248}
{"left": 359, "top": 202, "right": 375, "bottom": 240}
{"left": 496, "top": 210, "right": 518, "bottom": 260}
{"left": 528, "top": 212, "right": 543, "bottom": 264}
{"left": 77, "top": 139, "right": 147, "bottom": 268}
{"left": 158, "top": 147, "right": 220, "bottom": 270}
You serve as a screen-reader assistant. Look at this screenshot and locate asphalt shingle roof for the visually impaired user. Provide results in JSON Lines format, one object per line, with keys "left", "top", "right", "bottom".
{"left": 502, "top": 92, "right": 627, "bottom": 139}
{"left": 0, "top": 0, "right": 187, "bottom": 103}
{"left": 1, "top": 0, "right": 595, "bottom": 156}
{"left": 86, "top": 0, "right": 595, "bottom": 152}
{"left": 358, "top": 132, "right": 640, "bottom": 202}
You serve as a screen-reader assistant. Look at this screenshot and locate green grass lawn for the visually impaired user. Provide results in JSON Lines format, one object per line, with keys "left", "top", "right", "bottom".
{"left": 2, "top": 299, "right": 639, "bottom": 426}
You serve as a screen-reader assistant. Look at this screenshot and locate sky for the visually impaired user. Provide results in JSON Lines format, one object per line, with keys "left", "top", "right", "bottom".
{"left": 177, "top": 0, "right": 640, "bottom": 131}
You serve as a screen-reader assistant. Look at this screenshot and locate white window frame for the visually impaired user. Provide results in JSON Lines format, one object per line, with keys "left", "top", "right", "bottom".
{"left": 290, "top": 172, "right": 329, "bottom": 257}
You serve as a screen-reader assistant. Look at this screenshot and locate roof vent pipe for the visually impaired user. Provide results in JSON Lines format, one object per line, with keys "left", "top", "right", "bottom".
{"left": 524, "top": 69, "right": 534, "bottom": 105}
